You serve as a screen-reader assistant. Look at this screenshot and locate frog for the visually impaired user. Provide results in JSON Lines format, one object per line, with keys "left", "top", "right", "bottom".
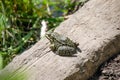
{"left": 45, "top": 32, "right": 79, "bottom": 56}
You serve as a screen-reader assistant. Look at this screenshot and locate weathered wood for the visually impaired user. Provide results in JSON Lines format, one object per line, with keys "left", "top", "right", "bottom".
{"left": 2, "top": 0, "right": 120, "bottom": 80}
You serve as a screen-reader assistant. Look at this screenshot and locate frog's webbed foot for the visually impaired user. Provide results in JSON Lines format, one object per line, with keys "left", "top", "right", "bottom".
{"left": 74, "top": 42, "right": 82, "bottom": 52}
{"left": 56, "top": 46, "right": 76, "bottom": 56}
{"left": 74, "top": 42, "right": 79, "bottom": 46}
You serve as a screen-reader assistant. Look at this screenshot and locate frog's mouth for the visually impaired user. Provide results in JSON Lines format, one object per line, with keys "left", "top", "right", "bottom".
{"left": 45, "top": 33, "right": 53, "bottom": 43}
{"left": 45, "top": 34, "right": 50, "bottom": 40}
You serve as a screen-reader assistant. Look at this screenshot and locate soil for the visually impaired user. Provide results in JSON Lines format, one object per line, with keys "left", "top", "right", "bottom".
{"left": 88, "top": 53, "right": 120, "bottom": 80}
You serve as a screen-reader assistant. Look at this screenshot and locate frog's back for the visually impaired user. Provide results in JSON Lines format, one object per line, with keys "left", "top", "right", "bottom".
{"left": 52, "top": 32, "right": 67, "bottom": 42}
{"left": 52, "top": 32, "right": 77, "bottom": 47}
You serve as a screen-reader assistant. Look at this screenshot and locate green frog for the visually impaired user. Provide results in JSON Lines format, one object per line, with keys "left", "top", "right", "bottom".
{"left": 45, "top": 32, "right": 79, "bottom": 56}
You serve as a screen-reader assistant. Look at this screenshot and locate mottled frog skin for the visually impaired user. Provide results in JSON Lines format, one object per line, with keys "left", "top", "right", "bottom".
{"left": 46, "top": 32, "right": 79, "bottom": 56}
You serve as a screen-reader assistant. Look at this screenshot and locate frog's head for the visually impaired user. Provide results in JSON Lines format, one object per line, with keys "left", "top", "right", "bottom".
{"left": 46, "top": 31, "right": 60, "bottom": 42}
{"left": 45, "top": 31, "right": 55, "bottom": 42}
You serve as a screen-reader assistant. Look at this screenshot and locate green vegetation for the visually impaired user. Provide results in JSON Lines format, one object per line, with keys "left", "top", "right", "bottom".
{"left": 0, "top": 0, "right": 88, "bottom": 68}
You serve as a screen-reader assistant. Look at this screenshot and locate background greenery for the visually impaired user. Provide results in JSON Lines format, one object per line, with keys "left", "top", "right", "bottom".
{"left": 0, "top": 0, "right": 87, "bottom": 68}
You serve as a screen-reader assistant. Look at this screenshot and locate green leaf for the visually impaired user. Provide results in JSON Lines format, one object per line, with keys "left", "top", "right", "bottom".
{"left": 0, "top": 52, "right": 3, "bottom": 69}
{"left": 13, "top": 31, "right": 33, "bottom": 53}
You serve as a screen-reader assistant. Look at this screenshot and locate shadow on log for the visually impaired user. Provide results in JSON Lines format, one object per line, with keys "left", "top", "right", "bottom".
{"left": 1, "top": 0, "right": 120, "bottom": 80}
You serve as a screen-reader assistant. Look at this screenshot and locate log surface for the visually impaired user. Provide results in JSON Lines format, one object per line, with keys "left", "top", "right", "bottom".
{"left": 3, "top": 0, "right": 120, "bottom": 80}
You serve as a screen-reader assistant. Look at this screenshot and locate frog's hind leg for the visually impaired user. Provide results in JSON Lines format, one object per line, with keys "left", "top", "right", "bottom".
{"left": 56, "top": 46, "right": 76, "bottom": 56}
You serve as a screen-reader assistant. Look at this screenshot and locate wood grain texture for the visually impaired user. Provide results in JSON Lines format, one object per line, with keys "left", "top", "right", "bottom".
{"left": 1, "top": 0, "right": 120, "bottom": 80}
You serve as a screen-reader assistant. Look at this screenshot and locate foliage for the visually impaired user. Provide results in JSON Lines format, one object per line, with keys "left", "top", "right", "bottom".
{"left": 0, "top": 0, "right": 88, "bottom": 68}
{"left": 0, "top": 53, "right": 3, "bottom": 69}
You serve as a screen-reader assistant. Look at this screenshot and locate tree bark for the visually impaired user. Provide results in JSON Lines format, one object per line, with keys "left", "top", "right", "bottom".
{"left": 2, "top": 0, "right": 120, "bottom": 80}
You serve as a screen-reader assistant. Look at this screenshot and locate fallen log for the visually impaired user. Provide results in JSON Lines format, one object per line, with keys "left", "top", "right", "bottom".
{"left": 2, "top": 0, "right": 120, "bottom": 80}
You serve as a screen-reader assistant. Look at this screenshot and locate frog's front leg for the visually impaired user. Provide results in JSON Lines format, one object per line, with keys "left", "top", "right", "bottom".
{"left": 56, "top": 46, "right": 76, "bottom": 56}
{"left": 50, "top": 44, "right": 56, "bottom": 52}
